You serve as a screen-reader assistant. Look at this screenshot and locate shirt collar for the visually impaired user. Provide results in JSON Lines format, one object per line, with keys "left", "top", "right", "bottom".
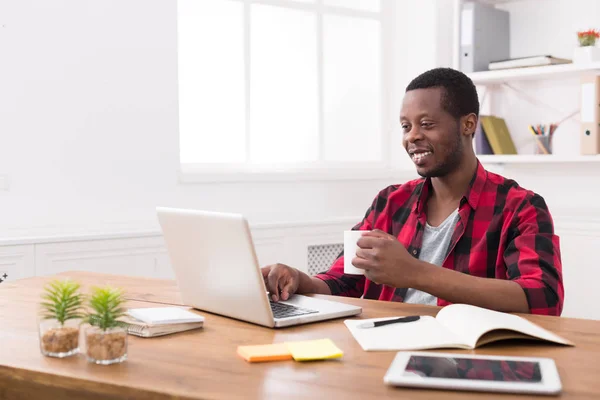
{"left": 414, "top": 160, "right": 488, "bottom": 214}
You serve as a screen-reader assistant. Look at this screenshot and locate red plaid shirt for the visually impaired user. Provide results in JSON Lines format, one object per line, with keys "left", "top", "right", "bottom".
{"left": 315, "top": 161, "right": 564, "bottom": 316}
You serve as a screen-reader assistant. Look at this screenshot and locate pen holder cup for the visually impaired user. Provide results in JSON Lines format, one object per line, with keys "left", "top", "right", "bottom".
{"left": 534, "top": 136, "right": 552, "bottom": 155}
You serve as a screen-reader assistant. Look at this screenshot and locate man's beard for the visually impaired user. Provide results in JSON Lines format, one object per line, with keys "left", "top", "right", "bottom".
{"left": 417, "top": 131, "right": 464, "bottom": 178}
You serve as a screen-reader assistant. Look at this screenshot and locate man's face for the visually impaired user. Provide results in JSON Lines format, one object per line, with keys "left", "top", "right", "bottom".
{"left": 400, "top": 88, "right": 465, "bottom": 178}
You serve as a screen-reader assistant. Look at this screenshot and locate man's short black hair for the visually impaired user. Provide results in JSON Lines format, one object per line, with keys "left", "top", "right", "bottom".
{"left": 405, "top": 67, "right": 479, "bottom": 120}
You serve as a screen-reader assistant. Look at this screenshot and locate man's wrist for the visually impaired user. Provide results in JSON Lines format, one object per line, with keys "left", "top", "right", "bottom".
{"left": 297, "top": 270, "right": 318, "bottom": 293}
{"left": 407, "top": 258, "right": 437, "bottom": 290}
{"left": 299, "top": 273, "right": 332, "bottom": 296}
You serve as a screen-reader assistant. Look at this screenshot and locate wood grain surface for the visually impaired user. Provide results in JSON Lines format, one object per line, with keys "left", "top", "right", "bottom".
{"left": 1, "top": 271, "right": 598, "bottom": 399}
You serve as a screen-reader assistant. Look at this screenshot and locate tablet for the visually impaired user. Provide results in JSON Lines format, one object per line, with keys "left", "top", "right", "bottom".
{"left": 383, "top": 351, "right": 561, "bottom": 395}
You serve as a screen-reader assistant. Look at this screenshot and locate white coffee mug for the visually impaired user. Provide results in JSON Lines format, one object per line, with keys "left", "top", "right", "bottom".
{"left": 344, "top": 230, "right": 370, "bottom": 275}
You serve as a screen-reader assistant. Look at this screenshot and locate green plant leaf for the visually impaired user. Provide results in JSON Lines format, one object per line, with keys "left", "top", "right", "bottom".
{"left": 39, "top": 279, "right": 84, "bottom": 325}
{"left": 84, "top": 285, "right": 127, "bottom": 330}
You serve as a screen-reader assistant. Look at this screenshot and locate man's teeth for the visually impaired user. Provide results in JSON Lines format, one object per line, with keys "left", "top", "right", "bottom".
{"left": 412, "top": 151, "right": 432, "bottom": 161}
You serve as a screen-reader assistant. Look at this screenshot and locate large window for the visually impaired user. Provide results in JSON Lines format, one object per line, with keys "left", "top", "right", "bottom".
{"left": 177, "top": 0, "right": 393, "bottom": 179}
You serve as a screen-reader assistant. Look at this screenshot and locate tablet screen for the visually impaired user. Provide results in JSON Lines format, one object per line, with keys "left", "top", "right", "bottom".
{"left": 404, "top": 355, "right": 542, "bottom": 383}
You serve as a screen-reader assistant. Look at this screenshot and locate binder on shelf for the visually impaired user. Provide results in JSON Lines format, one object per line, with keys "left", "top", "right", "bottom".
{"left": 493, "top": 117, "right": 518, "bottom": 154}
{"left": 460, "top": 2, "right": 510, "bottom": 73}
{"left": 479, "top": 116, "right": 517, "bottom": 155}
{"left": 474, "top": 119, "right": 494, "bottom": 155}
{"left": 580, "top": 74, "right": 600, "bottom": 155}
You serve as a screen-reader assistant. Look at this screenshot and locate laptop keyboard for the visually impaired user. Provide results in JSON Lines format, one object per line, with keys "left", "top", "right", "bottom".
{"left": 270, "top": 301, "right": 319, "bottom": 319}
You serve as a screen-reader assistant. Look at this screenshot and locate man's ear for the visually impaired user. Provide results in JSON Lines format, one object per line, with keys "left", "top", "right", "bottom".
{"left": 461, "top": 113, "right": 478, "bottom": 137}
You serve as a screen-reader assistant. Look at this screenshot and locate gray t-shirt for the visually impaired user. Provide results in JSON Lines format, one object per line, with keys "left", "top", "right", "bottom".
{"left": 403, "top": 209, "right": 459, "bottom": 306}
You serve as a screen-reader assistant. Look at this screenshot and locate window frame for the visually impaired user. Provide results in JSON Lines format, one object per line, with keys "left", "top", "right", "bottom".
{"left": 177, "top": 0, "right": 399, "bottom": 183}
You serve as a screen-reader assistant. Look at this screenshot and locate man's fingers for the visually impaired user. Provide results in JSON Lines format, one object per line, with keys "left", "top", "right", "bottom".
{"left": 267, "top": 270, "right": 282, "bottom": 302}
{"left": 356, "top": 248, "right": 377, "bottom": 261}
{"left": 261, "top": 266, "right": 271, "bottom": 279}
{"left": 352, "top": 256, "right": 375, "bottom": 270}
{"left": 363, "top": 229, "right": 394, "bottom": 240}
{"left": 280, "top": 279, "right": 295, "bottom": 301}
{"left": 364, "top": 269, "right": 380, "bottom": 284}
{"left": 356, "top": 236, "right": 385, "bottom": 249}
{"left": 261, "top": 267, "right": 271, "bottom": 290}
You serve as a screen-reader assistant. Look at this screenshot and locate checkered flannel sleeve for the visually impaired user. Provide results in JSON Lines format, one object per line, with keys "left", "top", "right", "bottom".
{"left": 504, "top": 193, "right": 564, "bottom": 316}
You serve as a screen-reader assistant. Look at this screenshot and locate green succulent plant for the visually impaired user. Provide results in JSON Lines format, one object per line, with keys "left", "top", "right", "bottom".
{"left": 40, "top": 279, "right": 84, "bottom": 325}
{"left": 84, "top": 285, "right": 127, "bottom": 331}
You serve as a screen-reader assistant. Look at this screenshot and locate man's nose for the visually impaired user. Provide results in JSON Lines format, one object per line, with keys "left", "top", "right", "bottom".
{"left": 404, "top": 126, "right": 424, "bottom": 143}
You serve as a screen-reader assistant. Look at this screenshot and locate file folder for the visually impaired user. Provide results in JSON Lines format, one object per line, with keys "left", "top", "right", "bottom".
{"left": 580, "top": 74, "right": 600, "bottom": 155}
{"left": 460, "top": 2, "right": 510, "bottom": 73}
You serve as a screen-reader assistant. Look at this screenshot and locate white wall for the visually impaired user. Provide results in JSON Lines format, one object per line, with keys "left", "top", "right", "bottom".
{"left": 0, "top": 0, "right": 442, "bottom": 236}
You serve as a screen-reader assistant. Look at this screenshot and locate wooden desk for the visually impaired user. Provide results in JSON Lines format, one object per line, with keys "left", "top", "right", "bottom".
{"left": 1, "top": 272, "right": 599, "bottom": 399}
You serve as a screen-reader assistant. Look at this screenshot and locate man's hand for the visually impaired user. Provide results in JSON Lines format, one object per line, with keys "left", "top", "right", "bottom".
{"left": 353, "top": 229, "right": 418, "bottom": 287}
{"left": 353, "top": 231, "right": 530, "bottom": 314}
{"left": 261, "top": 263, "right": 332, "bottom": 301}
{"left": 261, "top": 264, "right": 300, "bottom": 302}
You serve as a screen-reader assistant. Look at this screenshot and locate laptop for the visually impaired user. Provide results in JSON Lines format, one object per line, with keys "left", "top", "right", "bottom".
{"left": 156, "top": 207, "right": 362, "bottom": 328}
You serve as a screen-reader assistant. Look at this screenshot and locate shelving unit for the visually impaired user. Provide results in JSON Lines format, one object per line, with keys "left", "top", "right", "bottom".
{"left": 478, "top": 154, "right": 600, "bottom": 164}
{"left": 452, "top": 0, "right": 600, "bottom": 165}
{"left": 475, "top": 0, "right": 524, "bottom": 4}
{"left": 468, "top": 61, "right": 600, "bottom": 85}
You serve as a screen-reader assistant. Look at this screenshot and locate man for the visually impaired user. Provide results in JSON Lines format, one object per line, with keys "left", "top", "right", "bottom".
{"left": 261, "top": 67, "right": 563, "bottom": 316}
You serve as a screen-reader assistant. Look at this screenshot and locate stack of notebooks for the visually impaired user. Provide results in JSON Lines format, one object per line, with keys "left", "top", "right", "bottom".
{"left": 123, "top": 307, "right": 205, "bottom": 338}
{"left": 475, "top": 115, "right": 518, "bottom": 155}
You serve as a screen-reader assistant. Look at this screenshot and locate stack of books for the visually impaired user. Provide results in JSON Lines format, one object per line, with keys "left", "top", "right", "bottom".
{"left": 123, "top": 307, "right": 205, "bottom": 338}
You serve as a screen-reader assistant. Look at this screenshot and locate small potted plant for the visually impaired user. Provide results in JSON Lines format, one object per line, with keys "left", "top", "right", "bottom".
{"left": 83, "top": 285, "right": 128, "bottom": 365}
{"left": 574, "top": 29, "right": 600, "bottom": 63}
{"left": 38, "top": 279, "right": 84, "bottom": 357}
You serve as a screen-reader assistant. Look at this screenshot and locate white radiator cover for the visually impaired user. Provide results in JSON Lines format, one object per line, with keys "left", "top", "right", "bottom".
{"left": 307, "top": 243, "right": 343, "bottom": 276}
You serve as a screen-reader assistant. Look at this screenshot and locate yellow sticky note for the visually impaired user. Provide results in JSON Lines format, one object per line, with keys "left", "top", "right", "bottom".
{"left": 237, "top": 343, "right": 293, "bottom": 363}
{"left": 285, "top": 338, "right": 343, "bottom": 361}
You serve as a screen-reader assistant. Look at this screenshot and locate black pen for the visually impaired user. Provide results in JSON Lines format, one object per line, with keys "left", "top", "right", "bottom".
{"left": 357, "top": 315, "right": 420, "bottom": 329}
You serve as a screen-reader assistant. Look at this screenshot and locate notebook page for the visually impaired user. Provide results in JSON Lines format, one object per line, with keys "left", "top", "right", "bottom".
{"left": 344, "top": 316, "right": 467, "bottom": 351}
{"left": 436, "top": 304, "right": 573, "bottom": 348}
{"left": 127, "top": 307, "right": 205, "bottom": 325}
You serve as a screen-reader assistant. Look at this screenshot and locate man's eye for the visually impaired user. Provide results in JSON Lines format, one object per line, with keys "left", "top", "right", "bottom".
{"left": 421, "top": 123, "right": 433, "bottom": 128}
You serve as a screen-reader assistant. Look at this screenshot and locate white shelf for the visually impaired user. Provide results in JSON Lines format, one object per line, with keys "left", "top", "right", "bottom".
{"left": 467, "top": 62, "right": 600, "bottom": 85}
{"left": 478, "top": 154, "right": 600, "bottom": 164}
{"left": 475, "top": 0, "right": 528, "bottom": 4}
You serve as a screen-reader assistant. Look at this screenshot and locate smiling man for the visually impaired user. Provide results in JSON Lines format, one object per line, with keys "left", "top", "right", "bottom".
{"left": 262, "top": 67, "right": 564, "bottom": 316}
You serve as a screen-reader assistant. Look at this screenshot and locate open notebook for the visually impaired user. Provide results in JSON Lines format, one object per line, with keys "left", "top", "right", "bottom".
{"left": 123, "top": 307, "right": 205, "bottom": 338}
{"left": 345, "top": 304, "right": 574, "bottom": 351}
